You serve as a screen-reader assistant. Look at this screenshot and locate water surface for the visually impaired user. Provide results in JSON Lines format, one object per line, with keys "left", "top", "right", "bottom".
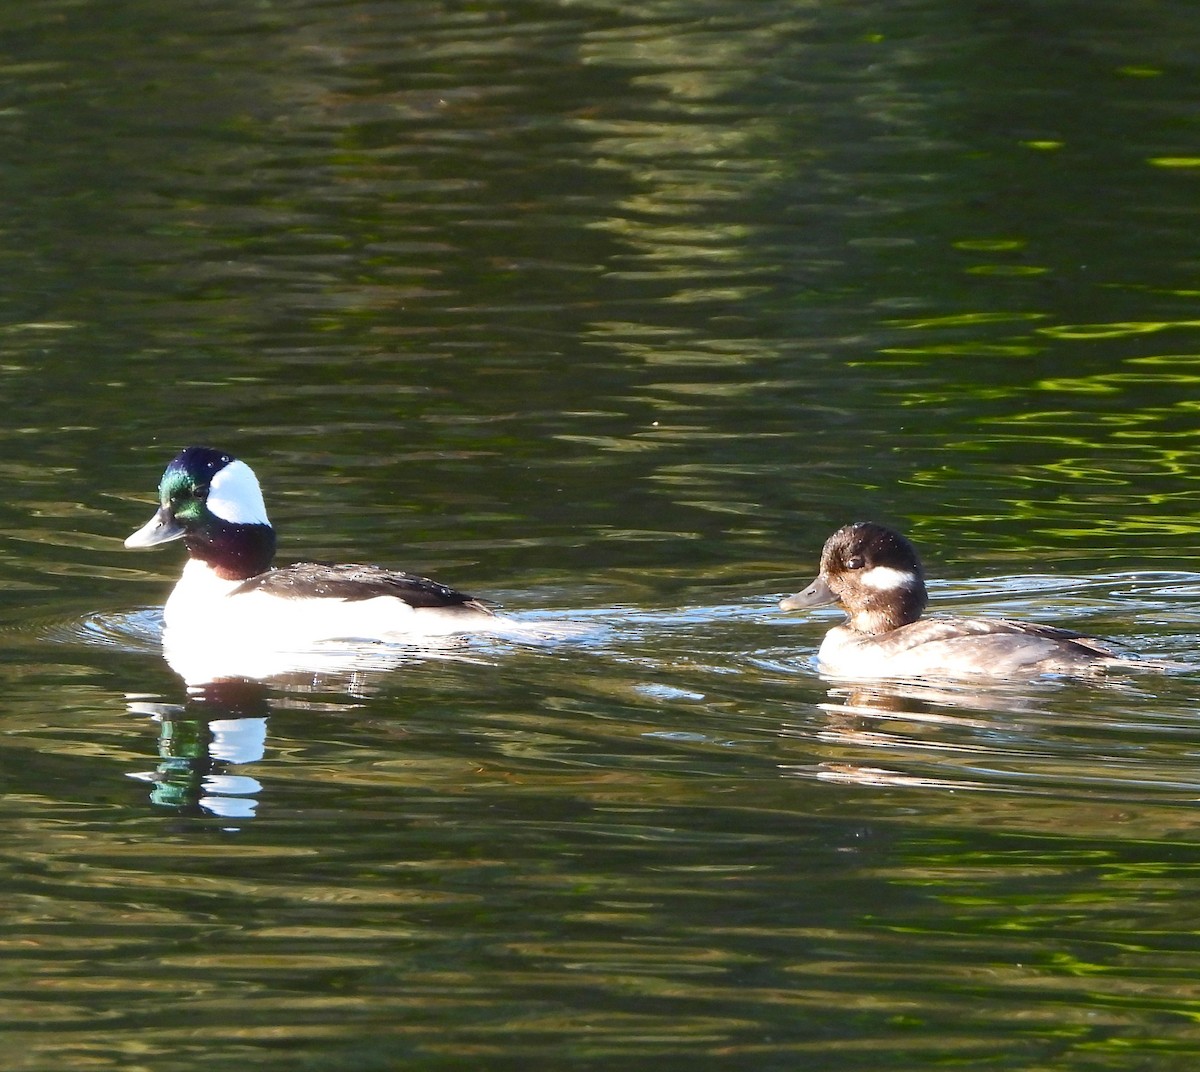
{"left": 2, "top": 1, "right": 1200, "bottom": 1069}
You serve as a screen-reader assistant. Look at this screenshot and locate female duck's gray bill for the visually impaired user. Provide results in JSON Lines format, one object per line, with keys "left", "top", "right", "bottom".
{"left": 125, "top": 507, "right": 186, "bottom": 549}
{"left": 779, "top": 575, "right": 837, "bottom": 612}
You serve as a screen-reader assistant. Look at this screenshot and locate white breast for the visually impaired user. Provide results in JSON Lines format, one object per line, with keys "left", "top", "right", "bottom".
{"left": 162, "top": 559, "right": 491, "bottom": 644}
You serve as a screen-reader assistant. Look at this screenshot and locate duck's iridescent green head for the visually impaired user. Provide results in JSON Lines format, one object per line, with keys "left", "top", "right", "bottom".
{"left": 126, "top": 446, "right": 275, "bottom": 579}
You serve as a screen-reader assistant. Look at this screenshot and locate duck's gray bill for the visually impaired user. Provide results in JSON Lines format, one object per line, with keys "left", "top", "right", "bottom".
{"left": 125, "top": 507, "right": 185, "bottom": 549}
{"left": 779, "top": 575, "right": 836, "bottom": 612}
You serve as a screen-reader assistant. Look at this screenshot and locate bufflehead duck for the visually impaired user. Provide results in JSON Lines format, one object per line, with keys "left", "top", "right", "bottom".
{"left": 125, "top": 446, "right": 505, "bottom": 646}
{"left": 779, "top": 522, "right": 1155, "bottom": 681}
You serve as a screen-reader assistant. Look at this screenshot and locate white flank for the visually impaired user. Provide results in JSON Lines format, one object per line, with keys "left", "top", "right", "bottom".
{"left": 206, "top": 459, "right": 270, "bottom": 526}
{"left": 858, "top": 565, "right": 919, "bottom": 591}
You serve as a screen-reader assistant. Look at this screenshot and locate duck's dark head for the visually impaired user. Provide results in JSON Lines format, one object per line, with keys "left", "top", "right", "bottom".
{"left": 780, "top": 522, "right": 928, "bottom": 633}
{"left": 125, "top": 446, "right": 276, "bottom": 580}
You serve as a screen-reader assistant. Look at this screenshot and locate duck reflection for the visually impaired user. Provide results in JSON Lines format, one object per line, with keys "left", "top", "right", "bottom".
{"left": 782, "top": 679, "right": 1057, "bottom": 793}
{"left": 117, "top": 607, "right": 585, "bottom": 819}
{"left": 786, "top": 674, "right": 1152, "bottom": 794}
{"left": 125, "top": 639, "right": 490, "bottom": 819}
{"left": 127, "top": 679, "right": 272, "bottom": 819}
{"left": 820, "top": 679, "right": 1036, "bottom": 719}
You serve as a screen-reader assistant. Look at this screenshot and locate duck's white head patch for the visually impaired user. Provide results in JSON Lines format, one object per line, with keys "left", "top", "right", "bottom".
{"left": 858, "top": 566, "right": 920, "bottom": 592}
{"left": 207, "top": 459, "right": 270, "bottom": 526}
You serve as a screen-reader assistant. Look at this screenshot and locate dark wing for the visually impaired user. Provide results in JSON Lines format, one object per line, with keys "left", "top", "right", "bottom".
{"left": 886, "top": 616, "right": 1122, "bottom": 659}
{"left": 233, "top": 562, "right": 495, "bottom": 614}
{"left": 984, "top": 617, "right": 1125, "bottom": 659}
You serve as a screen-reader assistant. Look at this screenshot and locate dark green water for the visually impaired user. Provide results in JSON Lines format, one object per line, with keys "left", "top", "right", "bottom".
{"left": 2, "top": 1, "right": 1200, "bottom": 1068}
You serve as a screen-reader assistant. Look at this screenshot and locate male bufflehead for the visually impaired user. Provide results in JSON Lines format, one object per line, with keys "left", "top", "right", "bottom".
{"left": 779, "top": 522, "right": 1156, "bottom": 681}
{"left": 125, "top": 446, "right": 505, "bottom": 646}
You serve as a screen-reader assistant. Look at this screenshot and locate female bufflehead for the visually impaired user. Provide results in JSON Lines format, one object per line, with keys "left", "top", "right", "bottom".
{"left": 125, "top": 446, "right": 505, "bottom": 645}
{"left": 779, "top": 522, "right": 1154, "bottom": 681}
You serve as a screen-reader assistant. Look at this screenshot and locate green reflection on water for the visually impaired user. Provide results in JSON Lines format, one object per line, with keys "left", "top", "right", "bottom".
{"left": 964, "top": 264, "right": 1050, "bottom": 276}
{"left": 952, "top": 239, "right": 1027, "bottom": 252}
{"left": 881, "top": 343, "right": 1041, "bottom": 357}
{"left": 886, "top": 312, "right": 1049, "bottom": 329}
{"left": 1039, "top": 321, "right": 1200, "bottom": 339}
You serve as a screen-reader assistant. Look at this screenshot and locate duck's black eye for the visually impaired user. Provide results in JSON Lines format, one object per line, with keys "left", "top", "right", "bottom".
{"left": 845, "top": 555, "right": 865, "bottom": 570}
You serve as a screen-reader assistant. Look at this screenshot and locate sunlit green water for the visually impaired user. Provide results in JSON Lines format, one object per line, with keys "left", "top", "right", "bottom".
{"left": 1, "top": 1, "right": 1200, "bottom": 1069}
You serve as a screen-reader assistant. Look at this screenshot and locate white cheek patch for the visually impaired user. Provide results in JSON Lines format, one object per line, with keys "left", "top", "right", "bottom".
{"left": 207, "top": 460, "right": 270, "bottom": 526}
{"left": 858, "top": 566, "right": 919, "bottom": 591}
